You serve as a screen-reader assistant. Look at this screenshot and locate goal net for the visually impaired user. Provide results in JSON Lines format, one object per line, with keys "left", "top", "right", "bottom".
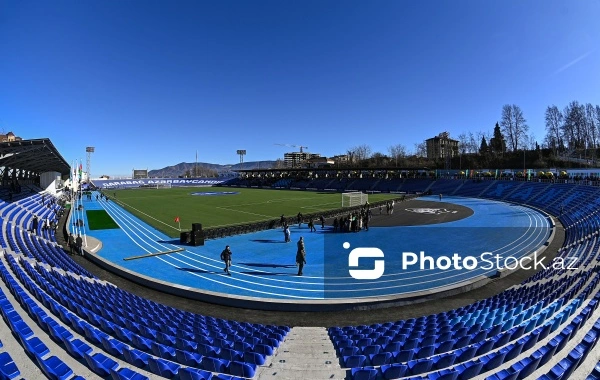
{"left": 155, "top": 183, "right": 172, "bottom": 189}
{"left": 342, "top": 192, "right": 368, "bottom": 207}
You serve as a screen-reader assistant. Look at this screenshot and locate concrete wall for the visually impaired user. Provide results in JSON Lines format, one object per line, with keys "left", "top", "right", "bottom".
{"left": 40, "top": 171, "right": 61, "bottom": 194}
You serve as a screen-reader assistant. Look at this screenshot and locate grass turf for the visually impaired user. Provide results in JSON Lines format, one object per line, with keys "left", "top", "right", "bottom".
{"left": 110, "top": 187, "right": 398, "bottom": 237}
{"left": 86, "top": 210, "right": 120, "bottom": 230}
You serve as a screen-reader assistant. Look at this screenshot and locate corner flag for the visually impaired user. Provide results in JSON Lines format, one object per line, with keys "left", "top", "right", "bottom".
{"left": 174, "top": 216, "right": 180, "bottom": 223}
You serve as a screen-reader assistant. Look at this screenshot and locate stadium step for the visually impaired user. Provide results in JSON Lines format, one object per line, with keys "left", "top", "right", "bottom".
{"left": 450, "top": 180, "right": 465, "bottom": 195}
{"left": 476, "top": 180, "right": 497, "bottom": 198}
{"left": 424, "top": 180, "right": 436, "bottom": 193}
{"left": 257, "top": 327, "right": 346, "bottom": 379}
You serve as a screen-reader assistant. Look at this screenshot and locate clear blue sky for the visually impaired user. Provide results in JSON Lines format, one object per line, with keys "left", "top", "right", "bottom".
{"left": 1, "top": 0, "right": 599, "bottom": 177}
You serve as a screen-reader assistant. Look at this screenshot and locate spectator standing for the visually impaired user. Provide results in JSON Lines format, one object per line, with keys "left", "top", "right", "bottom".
{"left": 68, "top": 233, "right": 75, "bottom": 255}
{"left": 220, "top": 245, "right": 232, "bottom": 275}
{"left": 75, "top": 234, "right": 83, "bottom": 255}
{"left": 296, "top": 237, "right": 306, "bottom": 276}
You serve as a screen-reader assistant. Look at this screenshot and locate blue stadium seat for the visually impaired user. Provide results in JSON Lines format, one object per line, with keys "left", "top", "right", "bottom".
{"left": 370, "top": 352, "right": 393, "bottom": 366}
{"left": 101, "top": 336, "right": 127, "bottom": 356}
{"left": 35, "top": 355, "right": 73, "bottom": 380}
{"left": 362, "top": 345, "right": 381, "bottom": 356}
{"left": 61, "top": 337, "right": 93, "bottom": 360}
{"left": 381, "top": 363, "right": 408, "bottom": 380}
{"left": 178, "top": 367, "right": 214, "bottom": 380}
{"left": 243, "top": 351, "right": 266, "bottom": 365}
{"left": 408, "top": 358, "right": 433, "bottom": 375}
{"left": 0, "top": 352, "right": 20, "bottom": 379}
{"left": 511, "top": 355, "right": 542, "bottom": 380}
{"left": 21, "top": 336, "right": 50, "bottom": 358}
{"left": 383, "top": 342, "right": 402, "bottom": 353}
{"left": 109, "top": 367, "right": 150, "bottom": 380}
{"left": 351, "top": 368, "right": 378, "bottom": 380}
{"left": 503, "top": 341, "right": 525, "bottom": 362}
{"left": 177, "top": 349, "right": 204, "bottom": 367}
{"left": 230, "top": 361, "right": 256, "bottom": 378}
{"left": 435, "top": 340, "right": 454, "bottom": 354}
{"left": 201, "top": 357, "right": 229, "bottom": 373}
{"left": 123, "top": 347, "right": 151, "bottom": 368}
{"left": 481, "top": 351, "right": 507, "bottom": 371}
{"left": 433, "top": 353, "right": 456, "bottom": 370}
{"left": 344, "top": 354, "right": 367, "bottom": 368}
{"left": 147, "top": 356, "right": 181, "bottom": 378}
{"left": 84, "top": 352, "right": 119, "bottom": 377}
{"left": 456, "top": 346, "right": 478, "bottom": 363}
{"left": 485, "top": 368, "right": 519, "bottom": 380}
{"left": 428, "top": 370, "right": 459, "bottom": 380}
{"left": 455, "top": 360, "right": 483, "bottom": 380}
{"left": 341, "top": 347, "right": 360, "bottom": 356}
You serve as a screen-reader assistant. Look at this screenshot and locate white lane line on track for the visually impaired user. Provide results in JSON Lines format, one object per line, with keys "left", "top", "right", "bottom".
{"left": 99, "top": 199, "right": 328, "bottom": 297}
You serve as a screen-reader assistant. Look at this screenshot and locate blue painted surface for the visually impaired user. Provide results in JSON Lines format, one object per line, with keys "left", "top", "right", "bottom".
{"left": 84, "top": 193, "right": 551, "bottom": 300}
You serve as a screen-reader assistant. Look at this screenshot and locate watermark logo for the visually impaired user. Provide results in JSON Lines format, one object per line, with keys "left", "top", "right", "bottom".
{"left": 346, "top": 247, "right": 579, "bottom": 280}
{"left": 345, "top": 242, "right": 385, "bottom": 280}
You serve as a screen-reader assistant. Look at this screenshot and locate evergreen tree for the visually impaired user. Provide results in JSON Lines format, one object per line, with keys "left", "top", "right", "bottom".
{"left": 479, "top": 136, "right": 489, "bottom": 155}
{"left": 490, "top": 122, "right": 506, "bottom": 155}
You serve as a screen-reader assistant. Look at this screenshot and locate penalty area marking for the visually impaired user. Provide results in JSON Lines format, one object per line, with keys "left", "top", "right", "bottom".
{"left": 123, "top": 247, "right": 185, "bottom": 261}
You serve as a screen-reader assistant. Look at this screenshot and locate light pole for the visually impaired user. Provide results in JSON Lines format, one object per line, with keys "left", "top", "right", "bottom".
{"left": 237, "top": 150, "right": 246, "bottom": 170}
{"left": 85, "top": 147, "right": 94, "bottom": 182}
{"left": 523, "top": 149, "right": 526, "bottom": 180}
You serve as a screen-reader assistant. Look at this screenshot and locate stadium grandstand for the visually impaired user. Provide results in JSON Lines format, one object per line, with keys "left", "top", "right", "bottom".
{"left": 3, "top": 138, "right": 600, "bottom": 380}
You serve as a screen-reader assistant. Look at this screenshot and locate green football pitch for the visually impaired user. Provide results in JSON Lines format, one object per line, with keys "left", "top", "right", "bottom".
{"left": 110, "top": 187, "right": 398, "bottom": 237}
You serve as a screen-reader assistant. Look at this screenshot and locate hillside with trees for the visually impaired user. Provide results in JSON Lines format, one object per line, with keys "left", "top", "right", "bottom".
{"left": 337, "top": 102, "right": 600, "bottom": 170}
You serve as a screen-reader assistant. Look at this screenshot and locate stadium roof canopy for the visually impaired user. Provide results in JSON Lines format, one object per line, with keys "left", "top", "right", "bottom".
{"left": 0, "top": 138, "right": 70, "bottom": 175}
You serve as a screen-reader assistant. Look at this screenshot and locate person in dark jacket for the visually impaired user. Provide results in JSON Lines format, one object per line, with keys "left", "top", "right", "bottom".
{"left": 296, "top": 237, "right": 306, "bottom": 276}
{"left": 32, "top": 215, "right": 39, "bottom": 234}
{"left": 68, "top": 233, "right": 75, "bottom": 254}
{"left": 75, "top": 234, "right": 83, "bottom": 255}
{"left": 221, "top": 245, "right": 232, "bottom": 275}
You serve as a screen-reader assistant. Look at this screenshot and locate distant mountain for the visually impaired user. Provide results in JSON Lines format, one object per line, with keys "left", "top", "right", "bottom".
{"left": 148, "top": 161, "right": 277, "bottom": 177}
{"left": 229, "top": 161, "right": 277, "bottom": 170}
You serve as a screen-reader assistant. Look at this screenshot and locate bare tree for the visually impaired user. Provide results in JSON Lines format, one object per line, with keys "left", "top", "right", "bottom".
{"left": 562, "top": 101, "right": 586, "bottom": 150}
{"left": 501, "top": 104, "right": 529, "bottom": 151}
{"left": 596, "top": 105, "right": 600, "bottom": 149}
{"left": 349, "top": 144, "right": 372, "bottom": 162}
{"left": 528, "top": 133, "right": 537, "bottom": 150}
{"left": 468, "top": 132, "right": 478, "bottom": 154}
{"left": 414, "top": 142, "right": 427, "bottom": 158}
{"left": 388, "top": 144, "right": 407, "bottom": 166}
{"left": 457, "top": 133, "right": 469, "bottom": 154}
{"left": 585, "top": 103, "right": 598, "bottom": 151}
{"left": 370, "top": 152, "right": 388, "bottom": 167}
{"left": 545, "top": 105, "right": 563, "bottom": 155}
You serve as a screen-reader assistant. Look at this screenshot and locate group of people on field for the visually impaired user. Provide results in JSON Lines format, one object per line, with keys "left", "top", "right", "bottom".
{"left": 220, "top": 235, "right": 307, "bottom": 277}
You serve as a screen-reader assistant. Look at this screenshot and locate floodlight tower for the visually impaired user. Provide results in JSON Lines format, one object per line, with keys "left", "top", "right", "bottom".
{"left": 86, "top": 147, "right": 95, "bottom": 182}
{"left": 237, "top": 150, "right": 246, "bottom": 170}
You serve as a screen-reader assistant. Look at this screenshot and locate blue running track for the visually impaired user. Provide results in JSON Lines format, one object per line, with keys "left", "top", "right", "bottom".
{"left": 80, "top": 194, "right": 552, "bottom": 302}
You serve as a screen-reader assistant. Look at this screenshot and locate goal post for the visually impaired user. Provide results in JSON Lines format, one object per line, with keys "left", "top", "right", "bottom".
{"left": 155, "top": 183, "right": 172, "bottom": 189}
{"left": 342, "top": 192, "right": 368, "bottom": 208}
